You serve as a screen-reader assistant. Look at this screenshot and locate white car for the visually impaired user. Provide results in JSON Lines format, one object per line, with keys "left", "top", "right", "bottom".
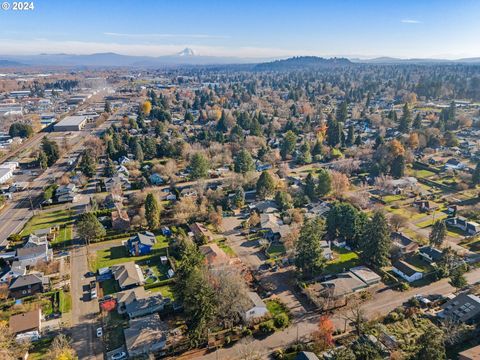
{"left": 96, "top": 327, "right": 103, "bottom": 337}
{"left": 111, "top": 351, "right": 127, "bottom": 360}
{"left": 91, "top": 289, "right": 97, "bottom": 299}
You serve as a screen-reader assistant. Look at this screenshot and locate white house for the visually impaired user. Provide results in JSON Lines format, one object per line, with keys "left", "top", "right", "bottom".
{"left": 243, "top": 291, "right": 269, "bottom": 322}
{"left": 0, "top": 167, "right": 13, "bottom": 184}
{"left": 392, "top": 260, "right": 423, "bottom": 283}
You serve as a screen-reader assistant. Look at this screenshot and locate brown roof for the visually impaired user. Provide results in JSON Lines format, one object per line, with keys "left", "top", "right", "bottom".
{"left": 199, "top": 243, "right": 229, "bottom": 267}
{"left": 459, "top": 344, "right": 480, "bottom": 360}
{"left": 189, "top": 222, "right": 213, "bottom": 241}
{"left": 9, "top": 309, "right": 41, "bottom": 334}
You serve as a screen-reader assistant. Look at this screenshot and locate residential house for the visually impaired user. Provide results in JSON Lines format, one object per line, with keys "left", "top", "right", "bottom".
{"left": 320, "top": 240, "right": 334, "bottom": 260}
{"left": 413, "top": 200, "right": 438, "bottom": 213}
{"left": 350, "top": 266, "right": 382, "bottom": 286}
{"left": 119, "top": 156, "right": 132, "bottom": 165}
{"left": 389, "top": 177, "right": 418, "bottom": 194}
{"left": 126, "top": 232, "right": 156, "bottom": 256}
{"left": 16, "top": 243, "right": 53, "bottom": 267}
{"left": 179, "top": 187, "right": 197, "bottom": 197}
{"left": 260, "top": 213, "right": 291, "bottom": 242}
{"left": 248, "top": 200, "right": 279, "bottom": 214}
{"left": 243, "top": 291, "right": 269, "bottom": 322}
{"left": 112, "top": 262, "right": 145, "bottom": 290}
{"left": 189, "top": 223, "right": 214, "bottom": 243}
{"left": 419, "top": 246, "right": 444, "bottom": 263}
{"left": 56, "top": 183, "right": 78, "bottom": 203}
{"left": 32, "top": 228, "right": 55, "bottom": 242}
{"left": 392, "top": 260, "right": 423, "bottom": 283}
{"left": 124, "top": 314, "right": 168, "bottom": 357}
{"left": 9, "top": 274, "right": 46, "bottom": 299}
{"left": 445, "top": 158, "right": 466, "bottom": 171}
{"left": 459, "top": 344, "right": 480, "bottom": 360}
{"left": 116, "top": 165, "right": 130, "bottom": 177}
{"left": 391, "top": 232, "right": 419, "bottom": 255}
{"left": 295, "top": 352, "right": 320, "bottom": 360}
{"left": 149, "top": 173, "right": 164, "bottom": 185}
{"left": 0, "top": 261, "right": 26, "bottom": 283}
{"left": 125, "top": 294, "right": 167, "bottom": 319}
{"left": 438, "top": 292, "right": 480, "bottom": 323}
{"left": 320, "top": 272, "right": 368, "bottom": 298}
{"left": 9, "top": 309, "right": 42, "bottom": 342}
{"left": 445, "top": 216, "right": 480, "bottom": 235}
{"left": 199, "top": 243, "right": 230, "bottom": 269}
{"left": 105, "top": 174, "right": 131, "bottom": 192}
{"left": 104, "top": 193, "right": 124, "bottom": 209}
{"left": 111, "top": 206, "right": 130, "bottom": 230}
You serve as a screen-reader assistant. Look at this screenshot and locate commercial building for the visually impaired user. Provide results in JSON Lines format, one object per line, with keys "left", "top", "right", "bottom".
{"left": 53, "top": 115, "right": 87, "bottom": 132}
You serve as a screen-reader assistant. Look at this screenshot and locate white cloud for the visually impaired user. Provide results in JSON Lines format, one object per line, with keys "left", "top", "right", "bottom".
{"left": 401, "top": 19, "right": 421, "bottom": 24}
{"left": 104, "top": 32, "right": 230, "bottom": 39}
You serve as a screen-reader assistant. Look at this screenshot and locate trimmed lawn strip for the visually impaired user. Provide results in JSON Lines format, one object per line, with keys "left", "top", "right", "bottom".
{"left": 323, "top": 246, "right": 361, "bottom": 275}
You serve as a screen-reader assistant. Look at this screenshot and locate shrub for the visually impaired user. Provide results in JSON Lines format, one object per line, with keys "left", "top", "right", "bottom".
{"left": 273, "top": 313, "right": 289, "bottom": 328}
{"left": 242, "top": 328, "right": 252, "bottom": 337}
{"left": 259, "top": 320, "right": 275, "bottom": 334}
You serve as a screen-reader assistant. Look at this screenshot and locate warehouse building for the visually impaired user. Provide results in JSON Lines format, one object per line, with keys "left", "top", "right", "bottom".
{"left": 54, "top": 115, "right": 87, "bottom": 132}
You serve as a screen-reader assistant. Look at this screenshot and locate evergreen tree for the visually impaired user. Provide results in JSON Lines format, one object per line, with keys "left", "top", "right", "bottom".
{"left": 336, "top": 101, "right": 348, "bottom": 122}
{"left": 77, "top": 212, "right": 106, "bottom": 245}
{"left": 104, "top": 100, "right": 112, "bottom": 113}
{"left": 232, "top": 186, "right": 245, "bottom": 208}
{"left": 399, "top": 103, "right": 412, "bottom": 133}
{"left": 297, "top": 141, "right": 312, "bottom": 164}
{"left": 41, "top": 137, "right": 60, "bottom": 166}
{"left": 37, "top": 150, "right": 48, "bottom": 169}
{"left": 256, "top": 171, "right": 275, "bottom": 199}
{"left": 345, "top": 124, "right": 355, "bottom": 146}
{"left": 133, "top": 140, "right": 144, "bottom": 163}
{"left": 391, "top": 155, "right": 405, "bottom": 178}
{"left": 295, "top": 217, "right": 327, "bottom": 278}
{"left": 413, "top": 113, "right": 422, "bottom": 129}
{"left": 79, "top": 150, "right": 96, "bottom": 178}
{"left": 216, "top": 110, "right": 229, "bottom": 133}
{"left": 104, "top": 158, "right": 116, "bottom": 177}
{"left": 280, "top": 130, "right": 297, "bottom": 160}
{"left": 304, "top": 173, "right": 317, "bottom": 200}
{"left": 312, "top": 139, "right": 323, "bottom": 157}
{"left": 429, "top": 220, "right": 446, "bottom": 247}
{"left": 9, "top": 123, "right": 33, "bottom": 138}
{"left": 354, "top": 134, "right": 362, "bottom": 146}
{"left": 189, "top": 153, "right": 209, "bottom": 179}
{"left": 360, "top": 211, "right": 391, "bottom": 267}
{"left": 472, "top": 162, "right": 480, "bottom": 186}
{"left": 275, "top": 191, "right": 293, "bottom": 211}
{"left": 234, "top": 149, "right": 255, "bottom": 174}
{"left": 317, "top": 168, "right": 332, "bottom": 197}
{"left": 145, "top": 193, "right": 161, "bottom": 230}
{"left": 326, "top": 113, "right": 341, "bottom": 147}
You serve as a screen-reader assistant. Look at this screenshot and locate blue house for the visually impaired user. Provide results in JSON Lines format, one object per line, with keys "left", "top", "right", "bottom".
{"left": 149, "top": 173, "right": 165, "bottom": 185}
{"left": 126, "top": 232, "right": 156, "bottom": 256}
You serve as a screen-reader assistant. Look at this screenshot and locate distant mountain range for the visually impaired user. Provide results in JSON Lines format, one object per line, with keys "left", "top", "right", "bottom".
{"left": 1, "top": 49, "right": 480, "bottom": 68}
{"left": 254, "top": 56, "right": 352, "bottom": 71}
{"left": 0, "top": 48, "right": 272, "bottom": 68}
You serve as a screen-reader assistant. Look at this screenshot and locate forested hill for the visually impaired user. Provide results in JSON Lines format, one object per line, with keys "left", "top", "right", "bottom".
{"left": 254, "top": 56, "right": 353, "bottom": 71}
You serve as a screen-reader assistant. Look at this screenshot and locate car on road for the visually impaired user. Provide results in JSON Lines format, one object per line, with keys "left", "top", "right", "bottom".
{"left": 96, "top": 327, "right": 103, "bottom": 337}
{"left": 111, "top": 351, "right": 127, "bottom": 360}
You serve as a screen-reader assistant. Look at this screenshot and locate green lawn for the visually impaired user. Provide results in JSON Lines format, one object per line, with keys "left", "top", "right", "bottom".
{"left": 20, "top": 208, "right": 75, "bottom": 246}
{"left": 215, "top": 238, "right": 236, "bottom": 257}
{"left": 94, "top": 236, "right": 169, "bottom": 270}
{"left": 149, "top": 283, "right": 176, "bottom": 300}
{"left": 59, "top": 290, "right": 72, "bottom": 313}
{"left": 323, "top": 246, "right": 361, "bottom": 275}
{"left": 28, "top": 337, "right": 54, "bottom": 360}
{"left": 266, "top": 299, "right": 290, "bottom": 318}
{"left": 415, "top": 212, "right": 448, "bottom": 228}
{"left": 101, "top": 278, "right": 119, "bottom": 296}
{"left": 382, "top": 194, "right": 404, "bottom": 203}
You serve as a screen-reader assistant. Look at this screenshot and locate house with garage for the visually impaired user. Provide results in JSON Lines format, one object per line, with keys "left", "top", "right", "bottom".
{"left": 9, "top": 309, "right": 42, "bottom": 342}
{"left": 16, "top": 242, "right": 53, "bottom": 267}
{"left": 243, "top": 291, "right": 269, "bottom": 322}
{"left": 112, "top": 262, "right": 145, "bottom": 290}
{"left": 8, "top": 273, "right": 47, "bottom": 299}
{"left": 149, "top": 173, "right": 165, "bottom": 185}
{"left": 391, "top": 232, "right": 419, "bottom": 256}
{"left": 445, "top": 216, "right": 480, "bottom": 235}
{"left": 419, "top": 246, "right": 444, "bottom": 263}
{"left": 126, "top": 232, "right": 156, "bottom": 256}
{"left": 392, "top": 260, "right": 423, "bottom": 283}
{"left": 124, "top": 314, "right": 169, "bottom": 357}
{"left": 438, "top": 292, "right": 480, "bottom": 324}
{"left": 111, "top": 206, "right": 130, "bottom": 231}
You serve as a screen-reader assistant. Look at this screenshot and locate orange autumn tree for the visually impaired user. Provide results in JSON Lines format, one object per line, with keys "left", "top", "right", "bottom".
{"left": 312, "top": 315, "right": 334, "bottom": 352}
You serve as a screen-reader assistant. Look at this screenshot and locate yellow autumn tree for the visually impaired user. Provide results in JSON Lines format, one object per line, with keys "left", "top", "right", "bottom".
{"left": 141, "top": 100, "right": 152, "bottom": 116}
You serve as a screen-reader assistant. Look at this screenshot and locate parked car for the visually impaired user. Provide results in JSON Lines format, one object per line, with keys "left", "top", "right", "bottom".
{"left": 85, "top": 271, "right": 95, "bottom": 278}
{"left": 91, "top": 289, "right": 97, "bottom": 299}
{"left": 111, "top": 351, "right": 127, "bottom": 360}
{"left": 90, "top": 280, "right": 97, "bottom": 290}
{"left": 96, "top": 327, "right": 103, "bottom": 337}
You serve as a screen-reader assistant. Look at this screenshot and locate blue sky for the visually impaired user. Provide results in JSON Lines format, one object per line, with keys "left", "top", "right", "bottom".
{"left": 1, "top": 0, "right": 479, "bottom": 58}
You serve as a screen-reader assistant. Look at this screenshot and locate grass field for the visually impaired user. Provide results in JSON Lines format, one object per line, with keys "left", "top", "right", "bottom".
{"left": 20, "top": 208, "right": 75, "bottom": 246}
{"left": 149, "top": 283, "right": 176, "bottom": 300}
{"left": 323, "top": 246, "right": 361, "bottom": 275}
{"left": 266, "top": 243, "right": 286, "bottom": 258}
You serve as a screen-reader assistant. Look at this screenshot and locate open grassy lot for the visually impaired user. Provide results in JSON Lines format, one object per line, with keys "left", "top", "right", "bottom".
{"left": 323, "top": 246, "right": 361, "bottom": 275}
{"left": 266, "top": 242, "right": 286, "bottom": 258}
{"left": 94, "top": 235, "right": 169, "bottom": 270}
{"left": 415, "top": 212, "right": 448, "bottom": 228}
{"left": 20, "top": 208, "right": 75, "bottom": 247}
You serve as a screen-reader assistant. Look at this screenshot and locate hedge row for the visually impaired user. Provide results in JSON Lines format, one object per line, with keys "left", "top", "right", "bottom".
{"left": 144, "top": 278, "right": 174, "bottom": 290}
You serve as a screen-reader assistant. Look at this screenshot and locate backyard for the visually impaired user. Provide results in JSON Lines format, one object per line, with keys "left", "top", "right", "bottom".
{"left": 323, "top": 246, "right": 361, "bottom": 274}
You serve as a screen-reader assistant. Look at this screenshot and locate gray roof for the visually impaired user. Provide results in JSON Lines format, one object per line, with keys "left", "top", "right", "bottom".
{"left": 441, "top": 292, "right": 480, "bottom": 323}
{"left": 246, "top": 291, "right": 266, "bottom": 309}
{"left": 393, "top": 260, "right": 422, "bottom": 277}
{"left": 124, "top": 314, "right": 168, "bottom": 354}
{"left": 55, "top": 115, "right": 87, "bottom": 127}
{"left": 16, "top": 243, "right": 47, "bottom": 258}
{"left": 132, "top": 232, "right": 156, "bottom": 247}
{"left": 9, "top": 274, "right": 43, "bottom": 289}
{"left": 125, "top": 294, "right": 165, "bottom": 315}
{"left": 295, "top": 352, "right": 320, "bottom": 360}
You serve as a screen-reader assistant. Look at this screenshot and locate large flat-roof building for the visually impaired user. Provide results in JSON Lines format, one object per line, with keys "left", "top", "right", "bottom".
{"left": 54, "top": 115, "right": 87, "bottom": 132}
